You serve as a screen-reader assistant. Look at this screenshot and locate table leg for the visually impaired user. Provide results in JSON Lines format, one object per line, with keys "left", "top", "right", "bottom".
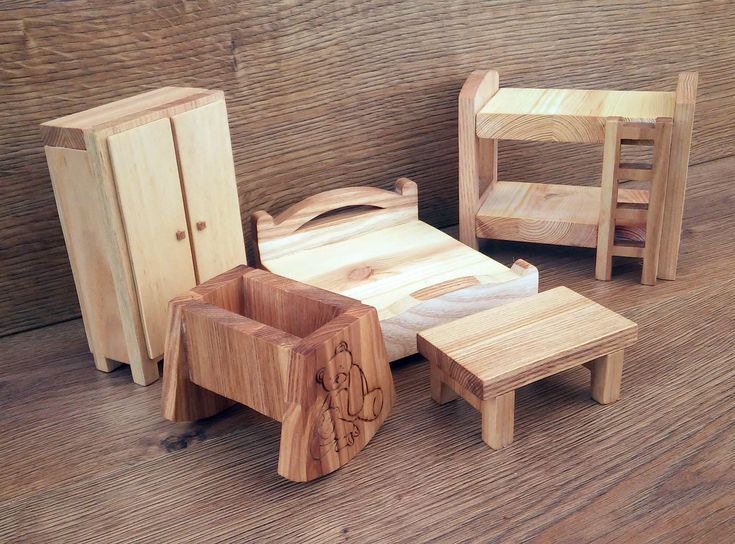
{"left": 430, "top": 363, "right": 458, "bottom": 405}
{"left": 590, "top": 350, "right": 624, "bottom": 404}
{"left": 481, "top": 390, "right": 515, "bottom": 449}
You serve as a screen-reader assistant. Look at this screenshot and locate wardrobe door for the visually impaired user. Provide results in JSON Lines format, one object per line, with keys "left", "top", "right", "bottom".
{"left": 171, "top": 99, "right": 247, "bottom": 283}
{"left": 108, "top": 118, "right": 197, "bottom": 359}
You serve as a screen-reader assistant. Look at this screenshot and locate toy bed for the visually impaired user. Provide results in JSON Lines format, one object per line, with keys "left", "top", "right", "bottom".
{"left": 253, "top": 178, "right": 538, "bottom": 361}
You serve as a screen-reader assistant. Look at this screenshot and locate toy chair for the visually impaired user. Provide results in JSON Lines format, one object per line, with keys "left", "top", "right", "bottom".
{"left": 162, "top": 265, "right": 395, "bottom": 482}
{"left": 253, "top": 178, "right": 538, "bottom": 361}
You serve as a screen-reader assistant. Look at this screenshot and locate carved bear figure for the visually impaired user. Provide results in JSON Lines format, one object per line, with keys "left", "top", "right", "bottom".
{"left": 309, "top": 342, "right": 383, "bottom": 459}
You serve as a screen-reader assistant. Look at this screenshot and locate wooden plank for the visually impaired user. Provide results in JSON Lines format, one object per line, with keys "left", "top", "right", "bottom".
{"left": 107, "top": 118, "right": 196, "bottom": 358}
{"left": 182, "top": 301, "right": 298, "bottom": 422}
{"left": 40, "top": 87, "right": 222, "bottom": 150}
{"left": 596, "top": 119, "right": 622, "bottom": 281}
{"left": 477, "top": 181, "right": 647, "bottom": 248}
{"left": 3, "top": 1, "right": 734, "bottom": 336}
{"left": 659, "top": 72, "right": 699, "bottom": 280}
{"left": 641, "top": 119, "right": 674, "bottom": 285}
{"left": 458, "top": 69, "right": 499, "bottom": 249}
{"left": 44, "top": 146, "right": 127, "bottom": 368}
{"left": 171, "top": 100, "right": 247, "bottom": 283}
{"left": 477, "top": 88, "right": 675, "bottom": 142}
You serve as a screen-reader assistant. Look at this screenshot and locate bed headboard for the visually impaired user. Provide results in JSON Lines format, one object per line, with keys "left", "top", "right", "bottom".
{"left": 253, "top": 178, "right": 419, "bottom": 263}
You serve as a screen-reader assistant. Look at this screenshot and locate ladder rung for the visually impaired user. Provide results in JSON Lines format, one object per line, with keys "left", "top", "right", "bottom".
{"left": 618, "top": 123, "right": 658, "bottom": 141}
{"left": 612, "top": 243, "right": 645, "bottom": 258}
{"left": 619, "top": 163, "right": 653, "bottom": 181}
{"left": 615, "top": 207, "right": 648, "bottom": 224}
{"left": 621, "top": 138, "right": 654, "bottom": 146}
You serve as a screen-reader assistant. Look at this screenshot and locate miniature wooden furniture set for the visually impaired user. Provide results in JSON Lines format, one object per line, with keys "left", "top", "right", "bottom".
{"left": 162, "top": 265, "right": 394, "bottom": 482}
{"left": 459, "top": 69, "right": 697, "bottom": 284}
{"left": 42, "top": 88, "right": 246, "bottom": 385}
{"left": 43, "top": 75, "right": 659, "bottom": 480}
{"left": 417, "top": 287, "right": 638, "bottom": 449}
{"left": 253, "top": 178, "right": 539, "bottom": 361}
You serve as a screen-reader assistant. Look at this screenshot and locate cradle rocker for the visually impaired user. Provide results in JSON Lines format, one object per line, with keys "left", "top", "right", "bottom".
{"left": 162, "top": 265, "right": 395, "bottom": 482}
{"left": 253, "top": 178, "right": 539, "bottom": 361}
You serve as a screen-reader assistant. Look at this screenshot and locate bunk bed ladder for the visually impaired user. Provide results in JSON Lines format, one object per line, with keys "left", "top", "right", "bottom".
{"left": 596, "top": 117, "right": 674, "bottom": 285}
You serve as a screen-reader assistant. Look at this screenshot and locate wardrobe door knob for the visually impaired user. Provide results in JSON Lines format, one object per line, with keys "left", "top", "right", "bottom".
{"left": 176, "top": 230, "right": 187, "bottom": 241}
{"left": 196, "top": 221, "right": 207, "bottom": 231}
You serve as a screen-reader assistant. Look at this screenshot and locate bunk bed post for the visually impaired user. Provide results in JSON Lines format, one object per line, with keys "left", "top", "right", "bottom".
{"left": 459, "top": 70, "right": 499, "bottom": 249}
{"left": 658, "top": 72, "right": 698, "bottom": 280}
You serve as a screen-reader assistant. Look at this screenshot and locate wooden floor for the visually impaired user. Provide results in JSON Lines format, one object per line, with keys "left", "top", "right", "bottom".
{"left": 2, "top": 156, "right": 734, "bottom": 543}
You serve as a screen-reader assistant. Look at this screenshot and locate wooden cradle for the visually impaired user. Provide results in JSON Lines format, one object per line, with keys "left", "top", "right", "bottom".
{"left": 253, "top": 179, "right": 539, "bottom": 361}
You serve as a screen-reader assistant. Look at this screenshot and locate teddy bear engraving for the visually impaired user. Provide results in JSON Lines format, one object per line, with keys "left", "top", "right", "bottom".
{"left": 310, "top": 341, "right": 383, "bottom": 459}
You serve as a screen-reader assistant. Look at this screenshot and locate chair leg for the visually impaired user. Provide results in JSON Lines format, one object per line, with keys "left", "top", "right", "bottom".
{"left": 590, "top": 350, "right": 625, "bottom": 404}
{"left": 430, "top": 363, "right": 458, "bottom": 405}
{"left": 92, "top": 352, "right": 122, "bottom": 373}
{"left": 481, "top": 391, "right": 515, "bottom": 449}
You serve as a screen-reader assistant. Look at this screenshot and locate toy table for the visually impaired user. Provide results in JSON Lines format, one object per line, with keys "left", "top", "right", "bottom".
{"left": 459, "top": 70, "right": 697, "bottom": 281}
{"left": 417, "top": 287, "right": 638, "bottom": 449}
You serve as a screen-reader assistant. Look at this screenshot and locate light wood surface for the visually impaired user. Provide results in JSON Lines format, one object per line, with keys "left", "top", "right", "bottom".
{"left": 481, "top": 391, "right": 515, "bottom": 449}
{"left": 162, "top": 265, "right": 394, "bottom": 482}
{"left": 477, "top": 181, "right": 648, "bottom": 248}
{"left": 41, "top": 87, "right": 222, "bottom": 150}
{"left": 477, "top": 88, "right": 675, "bottom": 143}
{"left": 418, "top": 287, "right": 636, "bottom": 449}
{"left": 458, "top": 69, "right": 499, "bottom": 249}
{"left": 596, "top": 118, "right": 674, "bottom": 284}
{"left": 1, "top": 154, "right": 733, "bottom": 541}
{"left": 464, "top": 69, "right": 695, "bottom": 281}
{"left": 42, "top": 90, "right": 246, "bottom": 384}
{"left": 595, "top": 118, "right": 623, "bottom": 281}
{"left": 171, "top": 100, "right": 247, "bottom": 283}
{"left": 255, "top": 179, "right": 539, "bottom": 360}
{"left": 44, "top": 146, "right": 127, "bottom": 369}
{"left": 659, "top": 72, "right": 699, "bottom": 280}
{"left": 418, "top": 287, "right": 637, "bottom": 400}
{"left": 5, "top": 1, "right": 731, "bottom": 337}
{"left": 590, "top": 351, "right": 625, "bottom": 404}
{"left": 108, "top": 118, "right": 197, "bottom": 359}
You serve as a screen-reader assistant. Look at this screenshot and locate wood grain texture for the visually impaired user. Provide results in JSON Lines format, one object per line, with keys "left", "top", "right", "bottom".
{"left": 0, "top": 155, "right": 733, "bottom": 541}
{"left": 477, "top": 88, "right": 675, "bottom": 143}
{"left": 162, "top": 264, "right": 395, "bottom": 481}
{"left": 255, "top": 178, "right": 539, "bottom": 360}
{"left": 417, "top": 287, "right": 638, "bottom": 399}
{"left": 2, "top": 0, "right": 734, "bottom": 336}
{"left": 107, "top": 117, "right": 197, "bottom": 359}
{"left": 171, "top": 99, "right": 247, "bottom": 283}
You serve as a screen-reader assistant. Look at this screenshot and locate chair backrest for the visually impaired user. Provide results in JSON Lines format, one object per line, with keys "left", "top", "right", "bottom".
{"left": 253, "top": 178, "right": 418, "bottom": 263}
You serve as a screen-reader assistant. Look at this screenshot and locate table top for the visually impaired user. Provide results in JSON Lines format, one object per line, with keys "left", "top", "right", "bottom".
{"left": 418, "top": 287, "right": 638, "bottom": 399}
{"left": 476, "top": 87, "right": 675, "bottom": 142}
